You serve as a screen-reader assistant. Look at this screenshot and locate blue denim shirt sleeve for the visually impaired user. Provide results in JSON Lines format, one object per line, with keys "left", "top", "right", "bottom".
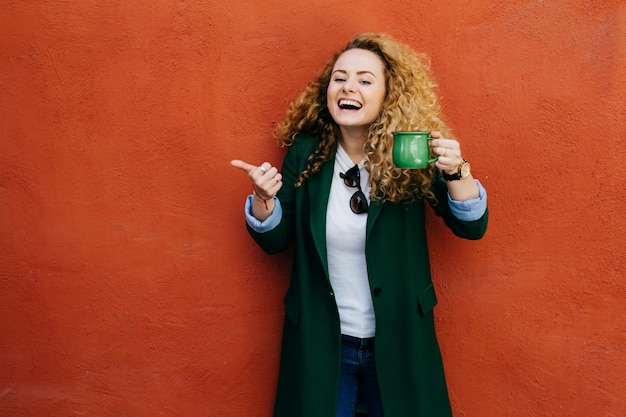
{"left": 244, "top": 194, "right": 283, "bottom": 233}
{"left": 447, "top": 179, "right": 488, "bottom": 221}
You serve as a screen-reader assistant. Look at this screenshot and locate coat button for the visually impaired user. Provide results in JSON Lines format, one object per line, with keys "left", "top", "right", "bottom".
{"left": 373, "top": 287, "right": 382, "bottom": 297}
{"left": 329, "top": 291, "right": 334, "bottom": 297}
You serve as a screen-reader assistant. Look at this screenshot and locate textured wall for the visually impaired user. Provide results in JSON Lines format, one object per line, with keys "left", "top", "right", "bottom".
{"left": 1, "top": 1, "right": 624, "bottom": 416}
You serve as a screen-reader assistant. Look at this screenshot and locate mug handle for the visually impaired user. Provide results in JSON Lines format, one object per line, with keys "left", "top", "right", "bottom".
{"left": 427, "top": 137, "right": 439, "bottom": 164}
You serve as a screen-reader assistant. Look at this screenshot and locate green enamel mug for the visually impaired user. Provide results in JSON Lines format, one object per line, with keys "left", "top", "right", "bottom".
{"left": 392, "top": 131, "right": 438, "bottom": 169}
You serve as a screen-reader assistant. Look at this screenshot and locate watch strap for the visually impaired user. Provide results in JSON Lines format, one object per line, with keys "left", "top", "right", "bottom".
{"left": 442, "top": 160, "right": 469, "bottom": 181}
{"left": 442, "top": 169, "right": 462, "bottom": 181}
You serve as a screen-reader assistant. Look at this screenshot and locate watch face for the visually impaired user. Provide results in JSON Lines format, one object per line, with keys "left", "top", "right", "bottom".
{"left": 460, "top": 162, "right": 471, "bottom": 178}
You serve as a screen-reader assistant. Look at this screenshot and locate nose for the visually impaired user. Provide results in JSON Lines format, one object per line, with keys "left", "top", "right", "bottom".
{"left": 343, "top": 78, "right": 357, "bottom": 93}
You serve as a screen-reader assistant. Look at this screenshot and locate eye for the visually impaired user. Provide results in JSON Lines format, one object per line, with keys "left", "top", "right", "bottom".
{"left": 333, "top": 76, "right": 346, "bottom": 83}
{"left": 360, "top": 80, "right": 372, "bottom": 85}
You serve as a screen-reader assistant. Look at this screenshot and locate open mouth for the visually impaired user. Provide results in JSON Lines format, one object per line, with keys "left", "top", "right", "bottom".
{"left": 338, "top": 99, "right": 362, "bottom": 110}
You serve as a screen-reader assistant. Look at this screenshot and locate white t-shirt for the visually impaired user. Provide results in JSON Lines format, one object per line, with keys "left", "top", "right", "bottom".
{"left": 326, "top": 144, "right": 376, "bottom": 338}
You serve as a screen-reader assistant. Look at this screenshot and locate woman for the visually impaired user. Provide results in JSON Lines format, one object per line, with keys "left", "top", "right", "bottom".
{"left": 231, "top": 33, "right": 488, "bottom": 417}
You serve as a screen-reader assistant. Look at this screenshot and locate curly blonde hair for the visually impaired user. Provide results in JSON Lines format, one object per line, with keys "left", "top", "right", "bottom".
{"left": 275, "top": 33, "right": 451, "bottom": 203}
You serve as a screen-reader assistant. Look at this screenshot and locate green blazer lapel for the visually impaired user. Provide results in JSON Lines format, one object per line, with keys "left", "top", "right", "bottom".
{"left": 307, "top": 157, "right": 335, "bottom": 279}
{"left": 366, "top": 198, "right": 383, "bottom": 238}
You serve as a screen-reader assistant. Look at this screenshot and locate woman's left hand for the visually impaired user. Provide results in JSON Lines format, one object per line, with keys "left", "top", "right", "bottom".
{"left": 429, "top": 131, "right": 463, "bottom": 175}
{"left": 429, "top": 131, "right": 480, "bottom": 201}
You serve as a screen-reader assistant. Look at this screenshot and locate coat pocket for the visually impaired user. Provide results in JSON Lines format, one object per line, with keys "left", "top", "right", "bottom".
{"left": 416, "top": 283, "right": 438, "bottom": 315}
{"left": 283, "top": 291, "right": 300, "bottom": 326}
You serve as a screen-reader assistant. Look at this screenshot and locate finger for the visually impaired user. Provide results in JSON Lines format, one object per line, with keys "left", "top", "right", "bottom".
{"left": 258, "top": 162, "right": 271, "bottom": 175}
{"left": 264, "top": 165, "right": 279, "bottom": 178}
{"left": 254, "top": 165, "right": 278, "bottom": 183}
{"left": 255, "top": 162, "right": 280, "bottom": 178}
{"left": 440, "top": 147, "right": 455, "bottom": 158}
{"left": 230, "top": 159, "right": 257, "bottom": 174}
{"left": 255, "top": 173, "right": 283, "bottom": 199}
{"left": 431, "top": 138, "right": 453, "bottom": 148}
{"left": 431, "top": 146, "right": 446, "bottom": 157}
{"left": 267, "top": 176, "right": 284, "bottom": 195}
{"left": 267, "top": 174, "right": 282, "bottom": 190}
{"left": 434, "top": 138, "right": 461, "bottom": 151}
{"left": 435, "top": 160, "right": 452, "bottom": 173}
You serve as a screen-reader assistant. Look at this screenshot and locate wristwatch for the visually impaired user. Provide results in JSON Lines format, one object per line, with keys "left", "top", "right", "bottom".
{"left": 442, "top": 160, "right": 471, "bottom": 181}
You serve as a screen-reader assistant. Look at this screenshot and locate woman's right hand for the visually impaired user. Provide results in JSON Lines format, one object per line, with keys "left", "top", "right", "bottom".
{"left": 230, "top": 159, "right": 283, "bottom": 219}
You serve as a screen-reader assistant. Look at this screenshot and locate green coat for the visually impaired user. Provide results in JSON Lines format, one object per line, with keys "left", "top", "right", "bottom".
{"left": 247, "top": 134, "right": 488, "bottom": 417}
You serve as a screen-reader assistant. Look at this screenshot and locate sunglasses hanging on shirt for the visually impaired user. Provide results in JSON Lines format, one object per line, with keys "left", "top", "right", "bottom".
{"left": 339, "top": 164, "right": 369, "bottom": 214}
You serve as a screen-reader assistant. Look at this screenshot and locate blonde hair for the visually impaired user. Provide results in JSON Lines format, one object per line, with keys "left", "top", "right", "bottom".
{"left": 275, "top": 33, "right": 451, "bottom": 203}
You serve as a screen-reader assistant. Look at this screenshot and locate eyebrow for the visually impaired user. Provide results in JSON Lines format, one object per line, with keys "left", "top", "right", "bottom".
{"left": 332, "top": 69, "right": 378, "bottom": 78}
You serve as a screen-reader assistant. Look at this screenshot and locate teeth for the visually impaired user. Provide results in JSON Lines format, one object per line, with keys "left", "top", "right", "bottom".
{"left": 338, "top": 99, "right": 362, "bottom": 109}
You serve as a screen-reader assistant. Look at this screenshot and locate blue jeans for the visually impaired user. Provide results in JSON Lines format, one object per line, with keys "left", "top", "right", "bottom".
{"left": 336, "top": 335, "right": 384, "bottom": 417}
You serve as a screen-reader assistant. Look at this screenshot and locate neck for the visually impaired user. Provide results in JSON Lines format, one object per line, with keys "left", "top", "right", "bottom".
{"left": 339, "top": 127, "right": 367, "bottom": 164}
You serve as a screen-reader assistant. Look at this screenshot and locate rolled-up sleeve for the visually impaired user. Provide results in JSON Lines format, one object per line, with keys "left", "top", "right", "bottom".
{"left": 448, "top": 180, "right": 487, "bottom": 221}
{"left": 244, "top": 195, "right": 283, "bottom": 233}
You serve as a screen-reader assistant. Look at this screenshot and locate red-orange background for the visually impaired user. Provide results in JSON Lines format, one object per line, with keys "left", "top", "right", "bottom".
{"left": 1, "top": 1, "right": 624, "bottom": 416}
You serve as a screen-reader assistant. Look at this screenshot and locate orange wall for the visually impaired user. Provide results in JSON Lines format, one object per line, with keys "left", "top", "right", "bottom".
{"left": 1, "top": 1, "right": 624, "bottom": 416}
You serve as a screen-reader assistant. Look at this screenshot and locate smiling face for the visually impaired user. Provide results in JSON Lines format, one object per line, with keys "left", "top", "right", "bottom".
{"left": 326, "top": 48, "right": 387, "bottom": 138}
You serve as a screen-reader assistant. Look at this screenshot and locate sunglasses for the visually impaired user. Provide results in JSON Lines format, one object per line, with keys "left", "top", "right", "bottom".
{"left": 339, "top": 165, "right": 369, "bottom": 214}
